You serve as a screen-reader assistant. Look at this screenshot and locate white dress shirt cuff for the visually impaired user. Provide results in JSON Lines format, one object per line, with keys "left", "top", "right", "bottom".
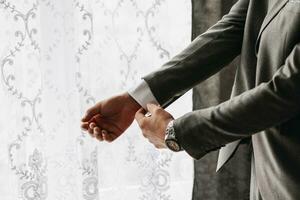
{"left": 128, "top": 80, "right": 160, "bottom": 110}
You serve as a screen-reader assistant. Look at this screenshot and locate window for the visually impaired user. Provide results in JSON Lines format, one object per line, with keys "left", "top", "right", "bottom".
{"left": 0, "top": 0, "right": 193, "bottom": 199}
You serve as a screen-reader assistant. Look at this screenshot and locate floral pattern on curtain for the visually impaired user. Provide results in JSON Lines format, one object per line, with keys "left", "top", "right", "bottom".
{"left": 0, "top": 0, "right": 193, "bottom": 199}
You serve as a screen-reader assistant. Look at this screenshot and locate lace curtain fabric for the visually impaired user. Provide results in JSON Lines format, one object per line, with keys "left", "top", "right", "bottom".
{"left": 0, "top": 0, "right": 193, "bottom": 199}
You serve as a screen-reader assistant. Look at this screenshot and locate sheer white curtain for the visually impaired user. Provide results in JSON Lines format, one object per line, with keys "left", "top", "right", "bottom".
{"left": 0, "top": 0, "right": 193, "bottom": 199}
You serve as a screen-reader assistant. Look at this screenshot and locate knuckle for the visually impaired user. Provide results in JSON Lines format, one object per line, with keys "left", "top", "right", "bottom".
{"left": 81, "top": 125, "right": 87, "bottom": 131}
{"left": 86, "top": 108, "right": 93, "bottom": 115}
{"left": 89, "top": 133, "right": 95, "bottom": 138}
{"left": 134, "top": 112, "right": 139, "bottom": 118}
{"left": 139, "top": 120, "right": 146, "bottom": 129}
{"left": 142, "top": 131, "right": 147, "bottom": 138}
{"left": 154, "top": 108, "right": 163, "bottom": 115}
{"left": 95, "top": 133, "right": 102, "bottom": 140}
{"left": 107, "top": 138, "right": 115, "bottom": 143}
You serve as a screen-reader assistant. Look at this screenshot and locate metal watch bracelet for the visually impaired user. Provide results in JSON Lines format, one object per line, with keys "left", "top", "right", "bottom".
{"left": 165, "top": 120, "right": 183, "bottom": 152}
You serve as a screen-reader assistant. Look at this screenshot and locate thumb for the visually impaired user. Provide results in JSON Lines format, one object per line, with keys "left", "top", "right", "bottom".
{"left": 82, "top": 104, "right": 101, "bottom": 122}
{"left": 135, "top": 108, "right": 147, "bottom": 122}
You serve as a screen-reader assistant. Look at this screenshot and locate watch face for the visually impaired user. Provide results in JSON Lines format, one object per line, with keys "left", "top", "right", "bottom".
{"left": 165, "top": 139, "right": 181, "bottom": 152}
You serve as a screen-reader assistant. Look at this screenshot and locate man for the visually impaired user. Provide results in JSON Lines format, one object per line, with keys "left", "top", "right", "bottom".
{"left": 81, "top": 0, "right": 300, "bottom": 199}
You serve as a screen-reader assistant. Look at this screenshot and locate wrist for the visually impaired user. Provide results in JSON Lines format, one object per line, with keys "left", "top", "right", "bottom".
{"left": 165, "top": 120, "right": 183, "bottom": 152}
{"left": 124, "top": 92, "right": 141, "bottom": 112}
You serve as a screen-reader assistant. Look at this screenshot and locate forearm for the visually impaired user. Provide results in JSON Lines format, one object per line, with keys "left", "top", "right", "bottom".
{"left": 143, "top": 0, "right": 249, "bottom": 107}
{"left": 174, "top": 43, "right": 300, "bottom": 159}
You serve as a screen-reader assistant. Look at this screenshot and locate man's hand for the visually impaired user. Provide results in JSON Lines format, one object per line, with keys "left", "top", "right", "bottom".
{"left": 81, "top": 92, "right": 141, "bottom": 142}
{"left": 135, "top": 103, "right": 174, "bottom": 149}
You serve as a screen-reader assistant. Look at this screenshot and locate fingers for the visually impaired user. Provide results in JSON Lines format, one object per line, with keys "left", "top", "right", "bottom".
{"left": 135, "top": 104, "right": 168, "bottom": 150}
{"left": 135, "top": 108, "right": 149, "bottom": 135}
{"left": 94, "top": 126, "right": 103, "bottom": 141}
{"left": 81, "top": 104, "right": 101, "bottom": 122}
{"left": 146, "top": 103, "right": 160, "bottom": 113}
{"left": 83, "top": 116, "right": 120, "bottom": 143}
{"left": 88, "top": 122, "right": 97, "bottom": 137}
{"left": 102, "top": 130, "right": 118, "bottom": 143}
{"left": 135, "top": 107, "right": 147, "bottom": 122}
{"left": 93, "top": 128, "right": 117, "bottom": 142}
{"left": 93, "top": 115, "right": 121, "bottom": 134}
{"left": 154, "top": 144, "right": 165, "bottom": 149}
{"left": 86, "top": 124, "right": 117, "bottom": 142}
{"left": 81, "top": 122, "right": 89, "bottom": 131}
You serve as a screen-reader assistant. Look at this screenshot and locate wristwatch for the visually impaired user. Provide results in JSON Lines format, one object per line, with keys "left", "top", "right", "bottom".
{"left": 165, "top": 120, "right": 183, "bottom": 152}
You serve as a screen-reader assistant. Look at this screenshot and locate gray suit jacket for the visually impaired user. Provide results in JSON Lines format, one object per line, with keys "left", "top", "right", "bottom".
{"left": 142, "top": 0, "right": 300, "bottom": 199}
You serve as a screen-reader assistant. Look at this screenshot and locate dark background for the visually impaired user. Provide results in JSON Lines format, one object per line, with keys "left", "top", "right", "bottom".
{"left": 191, "top": 0, "right": 252, "bottom": 199}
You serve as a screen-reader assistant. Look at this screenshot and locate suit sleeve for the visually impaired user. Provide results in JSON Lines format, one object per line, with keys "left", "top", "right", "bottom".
{"left": 142, "top": 0, "right": 250, "bottom": 108}
{"left": 128, "top": 80, "right": 160, "bottom": 109}
{"left": 174, "top": 43, "right": 300, "bottom": 159}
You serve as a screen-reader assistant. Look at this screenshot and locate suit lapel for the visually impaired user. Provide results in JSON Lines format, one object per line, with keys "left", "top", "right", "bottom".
{"left": 255, "top": 0, "right": 289, "bottom": 55}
